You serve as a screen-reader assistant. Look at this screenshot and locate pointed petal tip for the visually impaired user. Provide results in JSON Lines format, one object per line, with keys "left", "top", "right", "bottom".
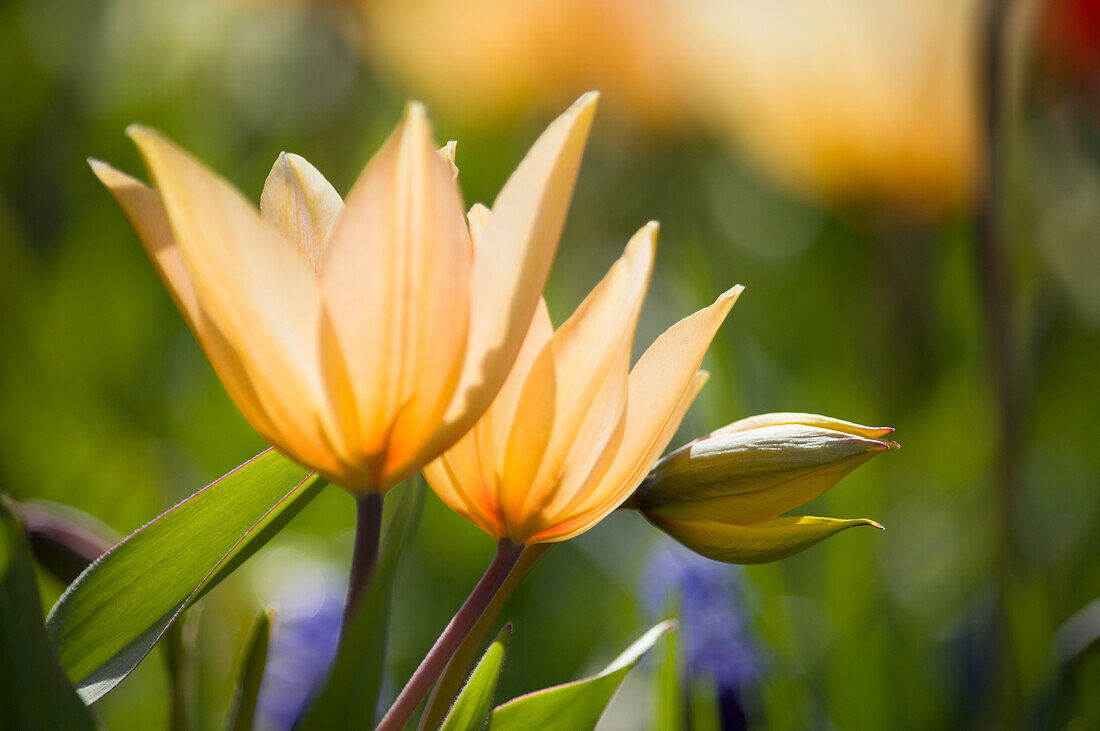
{"left": 558, "top": 91, "right": 599, "bottom": 134}
{"left": 124, "top": 123, "right": 160, "bottom": 145}
{"left": 574, "top": 90, "right": 601, "bottom": 109}
{"left": 719, "top": 284, "right": 745, "bottom": 304}
{"left": 87, "top": 157, "right": 110, "bottom": 176}
{"left": 87, "top": 158, "right": 140, "bottom": 189}
{"left": 868, "top": 520, "right": 885, "bottom": 531}
{"left": 627, "top": 221, "right": 660, "bottom": 257}
{"left": 403, "top": 99, "right": 430, "bottom": 124}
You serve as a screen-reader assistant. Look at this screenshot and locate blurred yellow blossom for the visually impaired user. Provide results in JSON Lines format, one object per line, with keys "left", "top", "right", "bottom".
{"left": 361, "top": 0, "right": 680, "bottom": 130}
{"left": 357, "top": 0, "right": 980, "bottom": 211}
{"left": 671, "top": 0, "right": 980, "bottom": 211}
{"left": 424, "top": 223, "right": 742, "bottom": 545}
{"left": 91, "top": 93, "right": 598, "bottom": 494}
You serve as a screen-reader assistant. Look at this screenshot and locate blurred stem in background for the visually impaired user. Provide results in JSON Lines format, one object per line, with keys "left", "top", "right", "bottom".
{"left": 341, "top": 492, "right": 384, "bottom": 638}
{"left": 976, "top": 0, "right": 1024, "bottom": 719}
{"left": 378, "top": 539, "right": 524, "bottom": 731}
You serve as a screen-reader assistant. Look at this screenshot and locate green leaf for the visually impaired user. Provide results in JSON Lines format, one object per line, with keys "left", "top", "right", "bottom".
{"left": 654, "top": 599, "right": 683, "bottom": 731}
{"left": 46, "top": 448, "right": 326, "bottom": 704}
{"left": 489, "top": 621, "right": 676, "bottom": 731}
{"left": 165, "top": 614, "right": 197, "bottom": 731}
{"left": 440, "top": 625, "right": 512, "bottom": 731}
{"left": 0, "top": 496, "right": 98, "bottom": 730}
{"left": 226, "top": 607, "right": 274, "bottom": 731}
{"left": 298, "top": 479, "right": 424, "bottom": 730}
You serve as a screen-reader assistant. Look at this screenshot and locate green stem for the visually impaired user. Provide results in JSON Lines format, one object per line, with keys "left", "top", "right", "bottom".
{"left": 417, "top": 544, "right": 550, "bottom": 730}
{"left": 341, "top": 492, "right": 384, "bottom": 638}
{"left": 378, "top": 540, "right": 525, "bottom": 731}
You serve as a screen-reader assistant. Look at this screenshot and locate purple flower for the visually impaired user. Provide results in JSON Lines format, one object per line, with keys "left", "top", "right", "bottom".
{"left": 642, "top": 540, "right": 760, "bottom": 728}
{"left": 253, "top": 560, "right": 344, "bottom": 731}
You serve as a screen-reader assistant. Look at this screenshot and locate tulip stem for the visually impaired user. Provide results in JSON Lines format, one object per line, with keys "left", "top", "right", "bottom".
{"left": 377, "top": 539, "right": 525, "bottom": 731}
{"left": 417, "top": 543, "right": 551, "bottom": 730}
{"left": 341, "top": 492, "right": 384, "bottom": 638}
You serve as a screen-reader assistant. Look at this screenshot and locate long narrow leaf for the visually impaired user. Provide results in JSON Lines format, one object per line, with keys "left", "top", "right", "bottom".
{"left": 489, "top": 621, "right": 676, "bottom": 731}
{"left": 0, "top": 496, "right": 97, "bottom": 730}
{"left": 440, "top": 625, "right": 512, "bottom": 731}
{"left": 47, "top": 448, "right": 326, "bottom": 703}
{"left": 226, "top": 607, "right": 274, "bottom": 731}
{"left": 298, "top": 479, "right": 425, "bottom": 730}
{"left": 654, "top": 597, "right": 683, "bottom": 731}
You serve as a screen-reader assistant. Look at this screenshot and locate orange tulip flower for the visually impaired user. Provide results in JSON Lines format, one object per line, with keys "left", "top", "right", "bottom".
{"left": 424, "top": 221, "right": 742, "bottom": 545}
{"left": 91, "top": 94, "right": 599, "bottom": 494}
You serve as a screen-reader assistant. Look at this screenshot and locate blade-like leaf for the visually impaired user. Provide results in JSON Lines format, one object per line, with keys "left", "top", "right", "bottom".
{"left": 298, "top": 479, "right": 425, "bottom": 730}
{"left": 440, "top": 625, "right": 512, "bottom": 731}
{"left": 654, "top": 599, "right": 683, "bottom": 731}
{"left": 226, "top": 607, "right": 274, "bottom": 731}
{"left": 489, "top": 621, "right": 676, "bottom": 731}
{"left": 0, "top": 496, "right": 97, "bottom": 730}
{"left": 46, "top": 448, "right": 326, "bottom": 703}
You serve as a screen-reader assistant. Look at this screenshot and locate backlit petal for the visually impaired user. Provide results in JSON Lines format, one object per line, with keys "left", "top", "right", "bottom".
{"left": 89, "top": 159, "right": 280, "bottom": 446}
{"left": 126, "top": 126, "right": 340, "bottom": 475}
{"left": 574, "top": 286, "right": 742, "bottom": 517}
{"left": 436, "top": 93, "right": 599, "bottom": 446}
{"left": 260, "top": 152, "right": 343, "bottom": 273}
{"left": 423, "top": 300, "right": 553, "bottom": 540}
{"left": 321, "top": 102, "right": 471, "bottom": 487}
{"left": 502, "top": 223, "right": 654, "bottom": 537}
{"left": 536, "top": 370, "right": 710, "bottom": 543}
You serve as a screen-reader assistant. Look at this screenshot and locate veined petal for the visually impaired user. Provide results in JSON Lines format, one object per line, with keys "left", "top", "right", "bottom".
{"left": 88, "top": 159, "right": 280, "bottom": 446}
{"left": 126, "top": 126, "right": 341, "bottom": 475}
{"left": 423, "top": 299, "right": 554, "bottom": 540}
{"left": 535, "top": 369, "right": 710, "bottom": 544}
{"left": 433, "top": 93, "right": 599, "bottom": 449}
{"left": 713, "top": 413, "right": 894, "bottom": 440}
{"left": 424, "top": 449, "right": 505, "bottom": 539}
{"left": 501, "top": 224, "right": 654, "bottom": 537}
{"left": 321, "top": 102, "right": 471, "bottom": 488}
{"left": 643, "top": 513, "right": 883, "bottom": 564}
{"left": 570, "top": 285, "right": 742, "bottom": 518}
{"left": 260, "top": 152, "right": 343, "bottom": 274}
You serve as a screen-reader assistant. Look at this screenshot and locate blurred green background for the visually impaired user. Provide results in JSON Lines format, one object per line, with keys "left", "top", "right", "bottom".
{"left": 2, "top": 0, "right": 1099, "bottom": 728}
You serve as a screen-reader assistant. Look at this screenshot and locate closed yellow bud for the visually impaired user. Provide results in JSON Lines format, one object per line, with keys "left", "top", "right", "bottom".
{"left": 629, "top": 413, "right": 896, "bottom": 563}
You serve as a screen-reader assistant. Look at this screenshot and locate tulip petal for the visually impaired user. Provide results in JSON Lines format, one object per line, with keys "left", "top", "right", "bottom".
{"left": 260, "top": 153, "right": 343, "bottom": 273}
{"left": 89, "top": 159, "right": 203, "bottom": 327}
{"left": 714, "top": 413, "right": 893, "bottom": 440}
{"left": 533, "top": 370, "right": 710, "bottom": 544}
{"left": 562, "top": 285, "right": 743, "bottom": 522}
{"left": 88, "top": 159, "right": 280, "bottom": 451}
{"left": 643, "top": 513, "right": 883, "bottom": 564}
{"left": 502, "top": 224, "right": 654, "bottom": 537}
{"left": 438, "top": 141, "right": 459, "bottom": 180}
{"left": 435, "top": 93, "right": 599, "bottom": 448}
{"left": 321, "top": 102, "right": 472, "bottom": 487}
{"left": 126, "top": 127, "right": 340, "bottom": 474}
{"left": 423, "top": 298, "right": 555, "bottom": 540}
{"left": 635, "top": 424, "right": 891, "bottom": 510}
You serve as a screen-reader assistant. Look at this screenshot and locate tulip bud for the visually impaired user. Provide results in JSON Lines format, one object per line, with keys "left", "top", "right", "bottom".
{"left": 627, "top": 413, "right": 896, "bottom": 564}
